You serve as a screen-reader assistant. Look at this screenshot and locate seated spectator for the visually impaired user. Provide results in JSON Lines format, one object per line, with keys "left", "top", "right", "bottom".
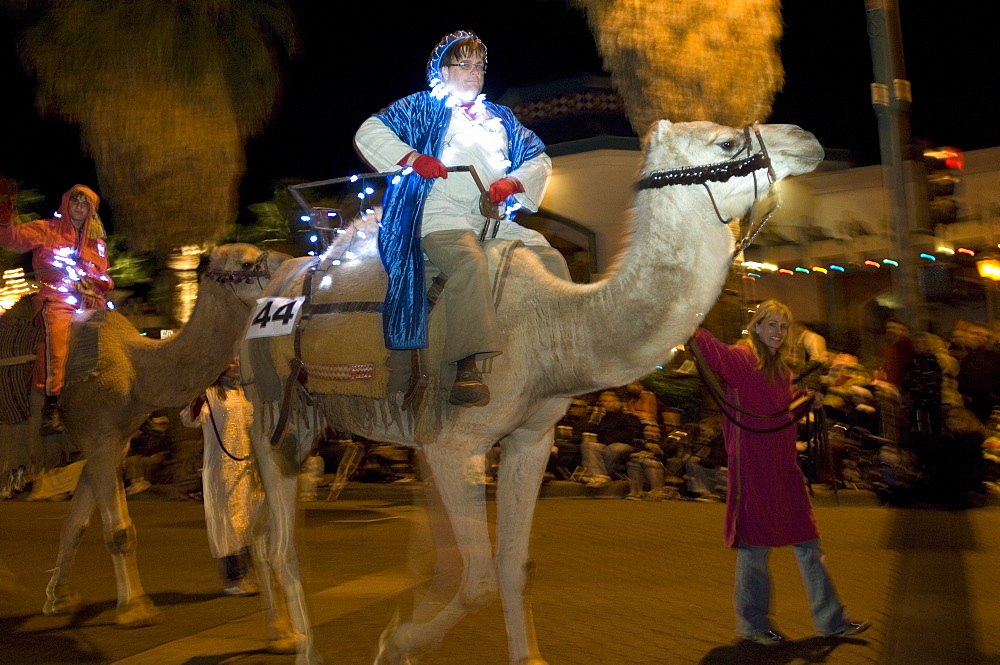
{"left": 124, "top": 414, "right": 172, "bottom": 495}
{"left": 547, "top": 397, "right": 591, "bottom": 478}
{"left": 956, "top": 323, "right": 1000, "bottom": 423}
{"left": 626, "top": 423, "right": 679, "bottom": 501}
{"left": 623, "top": 381, "right": 659, "bottom": 425}
{"left": 580, "top": 390, "right": 644, "bottom": 488}
{"left": 821, "top": 354, "right": 878, "bottom": 431}
{"left": 682, "top": 423, "right": 729, "bottom": 502}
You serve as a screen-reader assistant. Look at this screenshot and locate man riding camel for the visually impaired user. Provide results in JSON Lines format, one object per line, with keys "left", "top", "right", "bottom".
{"left": 354, "top": 30, "right": 567, "bottom": 407}
{"left": 0, "top": 177, "right": 113, "bottom": 435}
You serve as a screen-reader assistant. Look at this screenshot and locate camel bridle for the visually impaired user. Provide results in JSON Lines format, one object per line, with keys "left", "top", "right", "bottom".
{"left": 634, "top": 125, "right": 780, "bottom": 260}
{"left": 204, "top": 250, "right": 272, "bottom": 301}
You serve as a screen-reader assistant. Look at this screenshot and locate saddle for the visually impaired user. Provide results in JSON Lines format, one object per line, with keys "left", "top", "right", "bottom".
{"left": 0, "top": 295, "right": 103, "bottom": 425}
{"left": 243, "top": 237, "right": 525, "bottom": 410}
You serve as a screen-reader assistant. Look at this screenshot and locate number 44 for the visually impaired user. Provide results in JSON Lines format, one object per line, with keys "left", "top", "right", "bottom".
{"left": 252, "top": 300, "right": 298, "bottom": 328}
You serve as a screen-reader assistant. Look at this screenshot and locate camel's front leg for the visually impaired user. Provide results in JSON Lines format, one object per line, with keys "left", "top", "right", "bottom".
{"left": 494, "top": 422, "right": 557, "bottom": 665}
{"left": 254, "top": 434, "right": 323, "bottom": 665}
{"left": 43, "top": 469, "right": 95, "bottom": 616}
{"left": 376, "top": 437, "right": 497, "bottom": 665}
{"left": 86, "top": 442, "right": 163, "bottom": 627}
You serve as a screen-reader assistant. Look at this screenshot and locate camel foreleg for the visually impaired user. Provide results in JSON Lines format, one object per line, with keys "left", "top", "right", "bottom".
{"left": 85, "top": 445, "right": 162, "bottom": 628}
{"left": 375, "top": 439, "right": 498, "bottom": 665}
{"left": 43, "top": 470, "right": 95, "bottom": 616}
{"left": 254, "top": 434, "right": 323, "bottom": 665}
{"left": 493, "top": 421, "right": 558, "bottom": 665}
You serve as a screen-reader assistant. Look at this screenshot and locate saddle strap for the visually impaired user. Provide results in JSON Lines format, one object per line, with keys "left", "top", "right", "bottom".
{"left": 401, "top": 272, "right": 449, "bottom": 412}
{"left": 270, "top": 357, "right": 305, "bottom": 447}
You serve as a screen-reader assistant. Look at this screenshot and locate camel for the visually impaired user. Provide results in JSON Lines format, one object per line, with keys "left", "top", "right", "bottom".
{"left": 243, "top": 120, "right": 824, "bottom": 665}
{"left": 0, "top": 243, "right": 288, "bottom": 627}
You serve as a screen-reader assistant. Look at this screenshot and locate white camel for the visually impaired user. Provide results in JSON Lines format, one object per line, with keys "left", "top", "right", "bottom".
{"left": 244, "top": 119, "right": 824, "bottom": 664}
{"left": 0, "top": 243, "right": 287, "bottom": 627}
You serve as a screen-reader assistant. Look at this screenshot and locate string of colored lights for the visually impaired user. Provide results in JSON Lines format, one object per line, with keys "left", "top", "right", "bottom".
{"left": 740, "top": 246, "right": 984, "bottom": 281}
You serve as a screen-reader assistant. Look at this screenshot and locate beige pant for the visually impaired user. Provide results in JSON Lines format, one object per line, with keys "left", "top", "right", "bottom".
{"left": 422, "top": 229, "right": 568, "bottom": 365}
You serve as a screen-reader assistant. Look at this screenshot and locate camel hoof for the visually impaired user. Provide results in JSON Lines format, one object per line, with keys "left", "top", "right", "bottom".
{"left": 42, "top": 591, "right": 82, "bottom": 616}
{"left": 115, "top": 597, "right": 164, "bottom": 628}
{"left": 267, "top": 634, "right": 302, "bottom": 654}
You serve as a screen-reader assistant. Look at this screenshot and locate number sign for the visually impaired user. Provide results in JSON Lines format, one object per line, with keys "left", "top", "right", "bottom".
{"left": 245, "top": 297, "right": 305, "bottom": 339}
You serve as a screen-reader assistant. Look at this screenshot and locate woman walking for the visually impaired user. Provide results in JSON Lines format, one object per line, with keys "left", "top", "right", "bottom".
{"left": 691, "top": 300, "right": 868, "bottom": 646}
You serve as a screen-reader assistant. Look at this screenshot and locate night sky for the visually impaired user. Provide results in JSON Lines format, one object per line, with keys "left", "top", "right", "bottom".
{"left": 0, "top": 1, "right": 994, "bottom": 229}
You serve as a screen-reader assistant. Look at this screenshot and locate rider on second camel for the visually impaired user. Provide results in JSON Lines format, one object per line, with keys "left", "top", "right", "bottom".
{"left": 0, "top": 178, "right": 113, "bottom": 435}
{"left": 354, "top": 30, "right": 567, "bottom": 408}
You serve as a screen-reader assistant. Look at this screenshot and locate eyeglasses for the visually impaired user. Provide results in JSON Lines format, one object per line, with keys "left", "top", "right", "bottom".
{"left": 444, "top": 61, "right": 486, "bottom": 72}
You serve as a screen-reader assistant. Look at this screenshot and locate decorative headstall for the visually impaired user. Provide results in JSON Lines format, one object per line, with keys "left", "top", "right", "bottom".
{"left": 633, "top": 125, "right": 780, "bottom": 259}
{"left": 205, "top": 250, "right": 272, "bottom": 285}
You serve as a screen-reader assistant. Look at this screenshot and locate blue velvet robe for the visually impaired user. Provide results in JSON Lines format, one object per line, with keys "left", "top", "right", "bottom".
{"left": 373, "top": 90, "right": 546, "bottom": 350}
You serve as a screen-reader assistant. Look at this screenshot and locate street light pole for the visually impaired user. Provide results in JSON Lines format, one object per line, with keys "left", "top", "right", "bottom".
{"left": 865, "top": 0, "right": 926, "bottom": 330}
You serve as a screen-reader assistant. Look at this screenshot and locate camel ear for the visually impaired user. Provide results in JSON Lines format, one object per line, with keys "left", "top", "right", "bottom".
{"left": 642, "top": 119, "right": 673, "bottom": 150}
{"left": 209, "top": 246, "right": 220, "bottom": 265}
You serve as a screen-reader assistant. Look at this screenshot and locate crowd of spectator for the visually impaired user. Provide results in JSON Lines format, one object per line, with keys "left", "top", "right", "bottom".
{"left": 788, "top": 317, "right": 1000, "bottom": 508}
{"left": 543, "top": 382, "right": 729, "bottom": 503}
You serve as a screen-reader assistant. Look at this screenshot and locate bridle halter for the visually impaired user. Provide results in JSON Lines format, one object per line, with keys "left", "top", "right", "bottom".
{"left": 634, "top": 124, "right": 780, "bottom": 261}
{"left": 204, "top": 250, "right": 272, "bottom": 300}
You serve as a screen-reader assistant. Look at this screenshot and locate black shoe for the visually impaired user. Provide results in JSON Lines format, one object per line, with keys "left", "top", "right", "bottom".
{"left": 40, "top": 402, "right": 64, "bottom": 436}
{"left": 744, "top": 629, "right": 789, "bottom": 646}
{"left": 448, "top": 369, "right": 490, "bottom": 407}
{"left": 825, "top": 620, "right": 870, "bottom": 637}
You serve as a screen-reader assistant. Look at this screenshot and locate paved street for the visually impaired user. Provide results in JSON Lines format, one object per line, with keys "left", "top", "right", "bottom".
{"left": 2, "top": 482, "right": 999, "bottom": 665}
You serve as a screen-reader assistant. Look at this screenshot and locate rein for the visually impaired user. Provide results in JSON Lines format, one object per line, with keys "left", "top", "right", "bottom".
{"left": 689, "top": 335, "right": 811, "bottom": 434}
{"left": 634, "top": 125, "right": 780, "bottom": 261}
{"left": 205, "top": 396, "right": 250, "bottom": 462}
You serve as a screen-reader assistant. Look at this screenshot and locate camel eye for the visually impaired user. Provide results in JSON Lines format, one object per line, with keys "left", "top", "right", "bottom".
{"left": 719, "top": 138, "right": 739, "bottom": 152}
{"left": 241, "top": 261, "right": 253, "bottom": 270}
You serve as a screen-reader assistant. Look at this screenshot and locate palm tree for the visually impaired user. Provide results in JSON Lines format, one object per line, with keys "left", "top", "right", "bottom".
{"left": 570, "top": 0, "right": 784, "bottom": 134}
{"left": 8, "top": 0, "right": 297, "bottom": 323}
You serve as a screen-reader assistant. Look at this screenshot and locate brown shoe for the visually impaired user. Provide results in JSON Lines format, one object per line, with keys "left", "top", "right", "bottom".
{"left": 40, "top": 401, "right": 64, "bottom": 436}
{"left": 448, "top": 369, "right": 490, "bottom": 407}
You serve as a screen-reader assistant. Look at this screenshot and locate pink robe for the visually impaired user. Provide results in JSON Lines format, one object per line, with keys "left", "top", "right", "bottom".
{"left": 693, "top": 329, "right": 819, "bottom": 548}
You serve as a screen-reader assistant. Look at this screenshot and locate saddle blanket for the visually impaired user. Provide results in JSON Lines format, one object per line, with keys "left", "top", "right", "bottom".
{"left": 0, "top": 296, "right": 103, "bottom": 425}
{"left": 247, "top": 238, "right": 523, "bottom": 401}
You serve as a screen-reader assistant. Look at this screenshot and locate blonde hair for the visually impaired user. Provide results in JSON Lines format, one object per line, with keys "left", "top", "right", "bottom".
{"left": 739, "top": 299, "right": 793, "bottom": 382}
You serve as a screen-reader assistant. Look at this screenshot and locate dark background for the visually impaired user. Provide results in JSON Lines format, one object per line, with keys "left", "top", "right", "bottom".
{"left": 0, "top": 1, "right": 993, "bottom": 228}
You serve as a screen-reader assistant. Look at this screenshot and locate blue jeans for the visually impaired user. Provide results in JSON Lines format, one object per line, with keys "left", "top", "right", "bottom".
{"left": 735, "top": 539, "right": 847, "bottom": 636}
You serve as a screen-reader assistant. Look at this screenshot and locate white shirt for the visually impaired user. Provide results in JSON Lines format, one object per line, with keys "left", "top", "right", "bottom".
{"left": 355, "top": 107, "right": 551, "bottom": 245}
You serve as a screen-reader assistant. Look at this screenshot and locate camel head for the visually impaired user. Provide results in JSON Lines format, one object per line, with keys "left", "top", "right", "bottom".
{"left": 640, "top": 120, "right": 824, "bottom": 223}
{"left": 203, "top": 243, "right": 291, "bottom": 306}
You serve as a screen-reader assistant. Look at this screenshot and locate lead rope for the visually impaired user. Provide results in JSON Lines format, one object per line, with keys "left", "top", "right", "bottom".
{"left": 689, "top": 336, "right": 811, "bottom": 433}
{"left": 205, "top": 396, "right": 250, "bottom": 462}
